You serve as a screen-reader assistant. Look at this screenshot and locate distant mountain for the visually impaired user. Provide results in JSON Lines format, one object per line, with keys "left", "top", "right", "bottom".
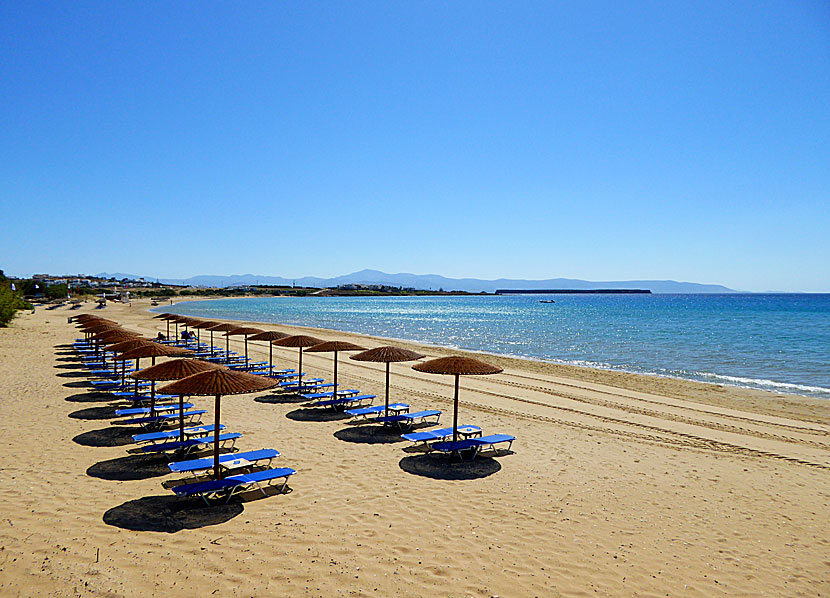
{"left": 102, "top": 268, "right": 737, "bottom": 293}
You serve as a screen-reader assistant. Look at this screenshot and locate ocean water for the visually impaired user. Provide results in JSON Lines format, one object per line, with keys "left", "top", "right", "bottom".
{"left": 156, "top": 294, "right": 830, "bottom": 399}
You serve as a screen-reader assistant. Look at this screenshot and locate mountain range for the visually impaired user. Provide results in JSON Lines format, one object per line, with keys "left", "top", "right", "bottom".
{"left": 97, "top": 269, "right": 738, "bottom": 294}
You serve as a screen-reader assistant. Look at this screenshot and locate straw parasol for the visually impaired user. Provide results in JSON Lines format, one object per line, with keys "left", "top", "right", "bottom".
{"left": 351, "top": 346, "right": 425, "bottom": 416}
{"left": 205, "top": 323, "right": 239, "bottom": 361}
{"left": 247, "top": 331, "right": 290, "bottom": 375}
{"left": 131, "top": 359, "right": 227, "bottom": 440}
{"left": 153, "top": 313, "right": 178, "bottom": 340}
{"left": 412, "top": 356, "right": 503, "bottom": 443}
{"left": 191, "top": 320, "right": 221, "bottom": 351}
{"left": 83, "top": 322, "right": 124, "bottom": 357}
{"left": 159, "top": 370, "right": 278, "bottom": 479}
{"left": 114, "top": 344, "right": 193, "bottom": 408}
{"left": 224, "top": 327, "right": 264, "bottom": 369}
{"left": 305, "top": 341, "right": 365, "bottom": 397}
{"left": 272, "top": 335, "right": 324, "bottom": 388}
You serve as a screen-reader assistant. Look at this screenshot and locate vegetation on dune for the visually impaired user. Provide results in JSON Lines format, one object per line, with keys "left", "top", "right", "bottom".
{"left": 0, "top": 270, "right": 33, "bottom": 327}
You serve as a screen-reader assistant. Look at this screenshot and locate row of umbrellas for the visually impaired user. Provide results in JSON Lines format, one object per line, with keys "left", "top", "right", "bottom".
{"left": 73, "top": 312, "right": 504, "bottom": 484}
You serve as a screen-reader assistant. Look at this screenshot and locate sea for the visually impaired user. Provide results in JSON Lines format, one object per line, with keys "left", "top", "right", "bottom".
{"left": 155, "top": 294, "right": 830, "bottom": 400}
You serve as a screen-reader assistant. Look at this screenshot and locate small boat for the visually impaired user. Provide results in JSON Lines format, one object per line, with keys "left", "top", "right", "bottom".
{"left": 539, "top": 300, "right": 555, "bottom": 304}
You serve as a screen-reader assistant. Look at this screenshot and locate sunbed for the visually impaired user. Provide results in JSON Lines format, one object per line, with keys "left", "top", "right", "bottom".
{"left": 168, "top": 448, "right": 280, "bottom": 475}
{"left": 345, "top": 403, "right": 410, "bottom": 421}
{"left": 373, "top": 409, "right": 441, "bottom": 429}
{"left": 140, "top": 432, "right": 242, "bottom": 455}
{"left": 172, "top": 467, "right": 297, "bottom": 504}
{"left": 132, "top": 424, "right": 225, "bottom": 444}
{"left": 401, "top": 425, "right": 482, "bottom": 447}
{"left": 121, "top": 409, "right": 206, "bottom": 427}
{"left": 114, "top": 402, "right": 194, "bottom": 416}
{"left": 429, "top": 434, "right": 516, "bottom": 459}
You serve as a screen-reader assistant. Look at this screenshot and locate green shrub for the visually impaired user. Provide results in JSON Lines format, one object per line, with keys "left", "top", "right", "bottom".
{"left": 0, "top": 284, "right": 31, "bottom": 327}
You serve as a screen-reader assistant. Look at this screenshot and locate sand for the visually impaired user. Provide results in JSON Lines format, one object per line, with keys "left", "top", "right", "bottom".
{"left": 0, "top": 299, "right": 828, "bottom": 597}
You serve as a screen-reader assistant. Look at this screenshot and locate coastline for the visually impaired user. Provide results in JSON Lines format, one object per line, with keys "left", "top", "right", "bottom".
{"left": 1, "top": 299, "right": 829, "bottom": 597}
{"left": 159, "top": 295, "right": 830, "bottom": 424}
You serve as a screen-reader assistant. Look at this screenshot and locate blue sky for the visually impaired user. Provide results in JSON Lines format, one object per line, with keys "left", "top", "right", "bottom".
{"left": 1, "top": 1, "right": 828, "bottom": 291}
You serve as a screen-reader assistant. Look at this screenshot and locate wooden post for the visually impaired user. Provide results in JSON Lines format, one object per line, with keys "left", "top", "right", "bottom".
{"left": 178, "top": 394, "right": 185, "bottom": 441}
{"left": 213, "top": 395, "right": 221, "bottom": 479}
{"left": 384, "top": 362, "right": 390, "bottom": 415}
{"left": 452, "top": 374, "right": 460, "bottom": 443}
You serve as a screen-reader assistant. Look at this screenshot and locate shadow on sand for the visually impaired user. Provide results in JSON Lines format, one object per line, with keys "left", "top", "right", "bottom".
{"left": 103, "top": 495, "right": 243, "bottom": 533}
{"left": 87, "top": 454, "right": 171, "bottom": 481}
{"left": 68, "top": 406, "right": 118, "bottom": 420}
{"left": 334, "top": 425, "right": 406, "bottom": 445}
{"left": 65, "top": 392, "right": 113, "bottom": 404}
{"left": 56, "top": 371, "right": 91, "bottom": 378}
{"left": 254, "top": 393, "right": 309, "bottom": 405}
{"left": 398, "top": 454, "right": 501, "bottom": 480}
{"left": 285, "top": 408, "right": 350, "bottom": 423}
{"left": 74, "top": 426, "right": 136, "bottom": 448}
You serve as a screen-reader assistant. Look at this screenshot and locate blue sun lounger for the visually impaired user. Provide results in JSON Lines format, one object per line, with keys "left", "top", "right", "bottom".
{"left": 121, "top": 409, "right": 206, "bottom": 427}
{"left": 345, "top": 403, "right": 410, "bottom": 421}
{"left": 172, "top": 467, "right": 297, "bottom": 504}
{"left": 168, "top": 448, "right": 280, "bottom": 475}
{"left": 301, "top": 389, "right": 360, "bottom": 400}
{"left": 308, "top": 393, "right": 375, "bottom": 409}
{"left": 115, "top": 403, "right": 194, "bottom": 416}
{"left": 140, "top": 432, "right": 242, "bottom": 455}
{"left": 430, "top": 434, "right": 516, "bottom": 459}
{"left": 132, "top": 424, "right": 225, "bottom": 444}
{"left": 402, "top": 425, "right": 482, "bottom": 447}
{"left": 373, "top": 409, "right": 441, "bottom": 428}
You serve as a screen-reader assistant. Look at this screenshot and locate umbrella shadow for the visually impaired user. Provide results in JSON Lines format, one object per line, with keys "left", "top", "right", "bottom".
{"left": 74, "top": 426, "right": 136, "bottom": 447}
{"left": 103, "top": 495, "right": 243, "bottom": 533}
{"left": 285, "top": 408, "right": 350, "bottom": 423}
{"left": 63, "top": 381, "right": 95, "bottom": 389}
{"left": 68, "top": 406, "right": 118, "bottom": 420}
{"left": 87, "top": 454, "right": 171, "bottom": 481}
{"left": 334, "top": 425, "right": 405, "bottom": 445}
{"left": 54, "top": 363, "right": 85, "bottom": 370}
{"left": 254, "top": 394, "right": 309, "bottom": 405}
{"left": 65, "top": 392, "right": 113, "bottom": 404}
{"left": 398, "top": 454, "right": 501, "bottom": 480}
{"left": 57, "top": 371, "right": 91, "bottom": 378}
{"left": 55, "top": 356, "right": 83, "bottom": 362}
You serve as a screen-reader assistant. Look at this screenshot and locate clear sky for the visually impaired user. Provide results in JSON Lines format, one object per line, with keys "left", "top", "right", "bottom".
{"left": 1, "top": 1, "right": 828, "bottom": 291}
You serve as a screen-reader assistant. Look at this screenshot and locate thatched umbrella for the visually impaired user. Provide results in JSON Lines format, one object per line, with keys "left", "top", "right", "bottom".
{"left": 351, "top": 346, "right": 425, "bottom": 415}
{"left": 83, "top": 322, "right": 124, "bottom": 357}
{"left": 247, "top": 331, "right": 289, "bottom": 375}
{"left": 305, "top": 341, "right": 365, "bottom": 397}
{"left": 205, "top": 323, "right": 239, "bottom": 361}
{"left": 191, "top": 319, "right": 221, "bottom": 350}
{"left": 412, "top": 356, "right": 503, "bottom": 443}
{"left": 153, "top": 313, "right": 178, "bottom": 340}
{"left": 272, "top": 335, "right": 324, "bottom": 389}
{"left": 159, "top": 370, "right": 278, "bottom": 478}
{"left": 131, "top": 359, "right": 227, "bottom": 440}
{"left": 114, "top": 344, "right": 193, "bottom": 412}
{"left": 107, "top": 338, "right": 154, "bottom": 387}
{"left": 224, "top": 327, "right": 263, "bottom": 369}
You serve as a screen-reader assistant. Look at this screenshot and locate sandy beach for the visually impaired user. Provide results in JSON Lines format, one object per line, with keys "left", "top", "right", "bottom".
{"left": 1, "top": 299, "right": 828, "bottom": 597}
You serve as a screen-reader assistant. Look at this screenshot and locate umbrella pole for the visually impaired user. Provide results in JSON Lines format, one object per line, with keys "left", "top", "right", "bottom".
{"left": 333, "top": 351, "right": 338, "bottom": 397}
{"left": 452, "top": 374, "right": 460, "bottom": 444}
{"left": 175, "top": 322, "right": 178, "bottom": 342}
{"left": 134, "top": 358, "right": 140, "bottom": 396}
{"left": 178, "top": 394, "right": 185, "bottom": 441}
{"left": 213, "top": 395, "right": 221, "bottom": 479}
{"left": 244, "top": 336, "right": 249, "bottom": 369}
{"left": 197, "top": 327, "right": 201, "bottom": 346}
{"left": 166, "top": 319, "right": 169, "bottom": 340}
{"left": 150, "top": 381, "right": 156, "bottom": 416}
{"left": 225, "top": 334, "right": 229, "bottom": 363}
{"left": 298, "top": 348, "right": 303, "bottom": 389}
{"left": 269, "top": 343, "right": 273, "bottom": 376}
{"left": 210, "top": 330, "right": 214, "bottom": 355}
{"left": 385, "top": 362, "right": 390, "bottom": 416}
{"left": 121, "top": 359, "right": 126, "bottom": 388}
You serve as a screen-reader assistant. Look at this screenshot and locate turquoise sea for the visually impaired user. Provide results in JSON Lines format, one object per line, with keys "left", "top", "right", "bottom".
{"left": 156, "top": 294, "right": 830, "bottom": 400}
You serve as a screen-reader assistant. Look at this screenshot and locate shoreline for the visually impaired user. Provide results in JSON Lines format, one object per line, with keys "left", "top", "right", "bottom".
{"left": 2, "top": 299, "right": 829, "bottom": 596}
{"left": 156, "top": 296, "right": 830, "bottom": 419}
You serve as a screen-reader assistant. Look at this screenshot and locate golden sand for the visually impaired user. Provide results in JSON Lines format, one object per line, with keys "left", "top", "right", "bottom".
{"left": 0, "top": 300, "right": 828, "bottom": 597}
